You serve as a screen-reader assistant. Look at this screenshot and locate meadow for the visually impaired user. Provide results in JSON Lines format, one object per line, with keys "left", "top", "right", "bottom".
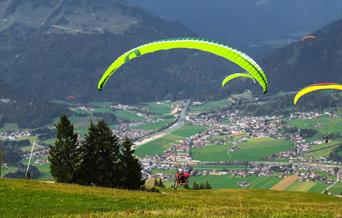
{"left": 329, "top": 182, "right": 342, "bottom": 195}
{"left": 189, "top": 99, "right": 230, "bottom": 112}
{"left": 132, "top": 118, "right": 175, "bottom": 131}
{"left": 0, "top": 123, "right": 19, "bottom": 132}
{"left": 145, "top": 101, "right": 172, "bottom": 114}
{"left": 285, "top": 181, "right": 329, "bottom": 193}
{"left": 305, "top": 140, "right": 342, "bottom": 158}
{"left": 114, "top": 110, "right": 144, "bottom": 121}
{"left": 136, "top": 124, "right": 207, "bottom": 157}
{"left": 191, "top": 137, "right": 293, "bottom": 161}
{"left": 1, "top": 179, "right": 341, "bottom": 217}
{"left": 288, "top": 116, "right": 342, "bottom": 135}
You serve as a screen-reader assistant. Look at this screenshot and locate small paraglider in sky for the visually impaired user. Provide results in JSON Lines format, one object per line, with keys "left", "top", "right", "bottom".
{"left": 302, "top": 35, "right": 317, "bottom": 42}
{"left": 66, "top": 95, "right": 76, "bottom": 101}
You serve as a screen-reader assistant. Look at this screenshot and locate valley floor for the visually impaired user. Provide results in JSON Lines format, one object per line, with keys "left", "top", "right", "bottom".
{"left": 0, "top": 179, "right": 341, "bottom": 218}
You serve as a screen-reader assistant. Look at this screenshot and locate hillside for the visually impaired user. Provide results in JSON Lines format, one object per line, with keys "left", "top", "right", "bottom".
{"left": 128, "top": 0, "right": 342, "bottom": 56}
{"left": 0, "top": 179, "right": 341, "bottom": 217}
{"left": 0, "top": 0, "right": 235, "bottom": 103}
{"left": 261, "top": 19, "right": 342, "bottom": 93}
{"left": 0, "top": 1, "right": 341, "bottom": 103}
{"left": 0, "top": 79, "right": 68, "bottom": 128}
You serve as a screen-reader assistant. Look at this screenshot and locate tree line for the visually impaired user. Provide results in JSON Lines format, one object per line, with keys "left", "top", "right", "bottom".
{"left": 49, "top": 115, "right": 144, "bottom": 189}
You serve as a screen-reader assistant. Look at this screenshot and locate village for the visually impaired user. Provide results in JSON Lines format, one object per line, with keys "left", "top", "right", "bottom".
{"left": 1, "top": 101, "right": 341, "bottom": 190}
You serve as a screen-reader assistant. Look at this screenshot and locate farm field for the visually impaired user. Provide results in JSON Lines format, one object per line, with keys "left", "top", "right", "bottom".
{"left": 171, "top": 124, "right": 207, "bottom": 138}
{"left": 305, "top": 140, "right": 342, "bottom": 158}
{"left": 136, "top": 124, "right": 206, "bottom": 157}
{"left": 135, "top": 134, "right": 184, "bottom": 157}
{"left": 133, "top": 118, "right": 175, "bottom": 131}
{"left": 1, "top": 179, "right": 341, "bottom": 217}
{"left": 285, "top": 181, "right": 330, "bottom": 194}
{"left": 21, "top": 159, "right": 53, "bottom": 181}
{"left": 145, "top": 101, "right": 172, "bottom": 114}
{"left": 246, "top": 176, "right": 282, "bottom": 190}
{"left": 328, "top": 182, "right": 342, "bottom": 195}
{"left": 0, "top": 123, "right": 19, "bottom": 132}
{"left": 189, "top": 99, "right": 230, "bottom": 112}
{"left": 271, "top": 176, "right": 298, "bottom": 191}
{"left": 114, "top": 110, "right": 144, "bottom": 121}
{"left": 193, "top": 165, "right": 249, "bottom": 171}
{"left": 288, "top": 116, "right": 342, "bottom": 135}
{"left": 151, "top": 168, "right": 177, "bottom": 176}
{"left": 286, "top": 181, "right": 318, "bottom": 192}
{"left": 167, "top": 175, "right": 284, "bottom": 190}
{"left": 69, "top": 115, "right": 100, "bottom": 135}
{"left": 191, "top": 137, "right": 293, "bottom": 161}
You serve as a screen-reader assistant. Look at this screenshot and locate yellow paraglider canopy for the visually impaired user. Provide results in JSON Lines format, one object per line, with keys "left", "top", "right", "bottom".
{"left": 294, "top": 83, "right": 342, "bottom": 105}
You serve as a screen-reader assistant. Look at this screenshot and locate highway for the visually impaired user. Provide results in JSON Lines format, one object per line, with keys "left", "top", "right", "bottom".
{"left": 133, "top": 99, "right": 191, "bottom": 149}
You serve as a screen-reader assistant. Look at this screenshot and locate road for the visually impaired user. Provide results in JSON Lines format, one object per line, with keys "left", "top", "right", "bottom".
{"left": 322, "top": 173, "right": 340, "bottom": 194}
{"left": 133, "top": 99, "right": 191, "bottom": 149}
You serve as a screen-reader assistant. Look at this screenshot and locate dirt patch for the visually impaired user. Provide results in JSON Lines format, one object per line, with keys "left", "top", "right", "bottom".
{"left": 271, "top": 175, "right": 298, "bottom": 191}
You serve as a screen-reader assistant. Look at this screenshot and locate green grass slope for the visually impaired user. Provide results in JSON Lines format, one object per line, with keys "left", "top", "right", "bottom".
{"left": 0, "top": 179, "right": 341, "bottom": 218}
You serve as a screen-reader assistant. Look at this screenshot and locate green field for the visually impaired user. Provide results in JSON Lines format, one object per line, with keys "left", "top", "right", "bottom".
{"left": 0, "top": 123, "right": 19, "bottom": 132}
{"left": 0, "top": 166, "right": 17, "bottom": 177}
{"left": 190, "top": 99, "right": 231, "bottom": 112}
{"left": 146, "top": 101, "right": 172, "bottom": 114}
{"left": 246, "top": 176, "right": 282, "bottom": 190}
{"left": 165, "top": 175, "right": 279, "bottom": 190}
{"left": 69, "top": 115, "right": 97, "bottom": 135}
{"left": 193, "top": 165, "right": 249, "bottom": 171}
{"left": 305, "top": 140, "right": 342, "bottom": 158}
{"left": 288, "top": 116, "right": 342, "bottom": 135}
{"left": 286, "top": 181, "right": 330, "bottom": 193}
{"left": 171, "top": 124, "right": 207, "bottom": 138}
{"left": 133, "top": 118, "right": 175, "bottom": 131}
{"left": 136, "top": 124, "right": 207, "bottom": 157}
{"left": 1, "top": 179, "right": 341, "bottom": 217}
{"left": 114, "top": 110, "right": 144, "bottom": 121}
{"left": 92, "top": 107, "right": 115, "bottom": 114}
{"left": 191, "top": 137, "right": 293, "bottom": 161}
{"left": 169, "top": 175, "right": 281, "bottom": 190}
{"left": 21, "top": 159, "right": 53, "bottom": 181}
{"left": 329, "top": 182, "right": 342, "bottom": 195}
{"left": 136, "top": 134, "right": 184, "bottom": 157}
{"left": 151, "top": 168, "right": 177, "bottom": 176}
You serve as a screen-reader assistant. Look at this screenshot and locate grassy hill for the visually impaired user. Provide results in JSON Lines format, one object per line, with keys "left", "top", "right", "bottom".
{"left": 0, "top": 179, "right": 341, "bottom": 217}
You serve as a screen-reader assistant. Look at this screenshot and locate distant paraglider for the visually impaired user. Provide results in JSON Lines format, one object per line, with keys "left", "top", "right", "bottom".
{"left": 66, "top": 95, "right": 76, "bottom": 100}
{"left": 294, "top": 83, "right": 342, "bottom": 105}
{"left": 302, "top": 35, "right": 317, "bottom": 42}
{"left": 97, "top": 38, "right": 269, "bottom": 93}
{"left": 322, "top": 135, "right": 331, "bottom": 144}
{"left": 222, "top": 73, "right": 256, "bottom": 87}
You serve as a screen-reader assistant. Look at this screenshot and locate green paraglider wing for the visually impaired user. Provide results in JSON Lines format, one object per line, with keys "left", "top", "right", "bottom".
{"left": 98, "top": 38, "right": 268, "bottom": 93}
{"left": 222, "top": 73, "right": 256, "bottom": 87}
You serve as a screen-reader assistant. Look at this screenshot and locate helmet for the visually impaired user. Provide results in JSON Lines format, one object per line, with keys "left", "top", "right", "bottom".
{"left": 178, "top": 168, "right": 183, "bottom": 172}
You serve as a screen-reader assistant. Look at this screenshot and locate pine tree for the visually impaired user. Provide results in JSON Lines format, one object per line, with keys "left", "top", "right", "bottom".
{"left": 205, "top": 181, "right": 212, "bottom": 189}
{"left": 76, "top": 120, "right": 120, "bottom": 187}
{"left": 192, "top": 182, "right": 199, "bottom": 190}
{"left": 154, "top": 178, "right": 159, "bottom": 187}
{"left": 119, "top": 137, "right": 144, "bottom": 189}
{"left": 158, "top": 178, "right": 165, "bottom": 188}
{"left": 49, "top": 115, "right": 78, "bottom": 183}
